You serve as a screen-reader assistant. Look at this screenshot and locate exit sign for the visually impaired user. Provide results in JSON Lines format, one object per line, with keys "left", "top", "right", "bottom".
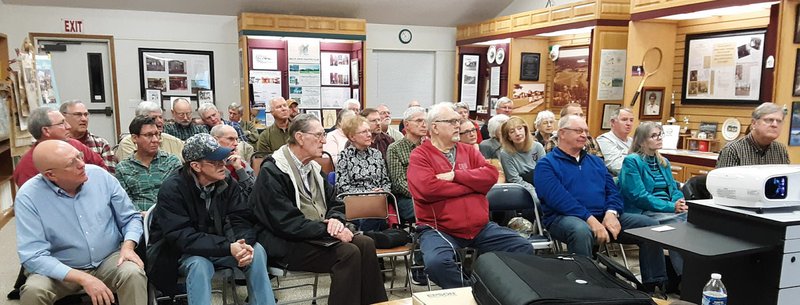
{"left": 63, "top": 19, "right": 84, "bottom": 33}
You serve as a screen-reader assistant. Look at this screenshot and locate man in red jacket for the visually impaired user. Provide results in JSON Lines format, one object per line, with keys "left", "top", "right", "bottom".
{"left": 407, "top": 103, "right": 533, "bottom": 289}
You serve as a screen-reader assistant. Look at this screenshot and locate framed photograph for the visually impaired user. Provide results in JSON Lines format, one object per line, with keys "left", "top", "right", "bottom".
{"left": 795, "top": 4, "right": 800, "bottom": 44}
{"left": 145, "top": 89, "right": 162, "bottom": 104}
{"left": 553, "top": 47, "right": 589, "bottom": 107}
{"left": 459, "top": 54, "right": 480, "bottom": 110}
{"left": 639, "top": 87, "right": 664, "bottom": 119}
{"left": 681, "top": 29, "right": 765, "bottom": 105}
{"left": 601, "top": 104, "right": 621, "bottom": 130}
{"left": 790, "top": 102, "right": 800, "bottom": 146}
{"left": 519, "top": 52, "right": 540, "bottom": 81}
{"left": 198, "top": 90, "right": 214, "bottom": 105}
{"left": 320, "top": 52, "right": 350, "bottom": 86}
{"left": 322, "top": 109, "right": 337, "bottom": 129}
{"left": 305, "top": 109, "right": 321, "bottom": 121}
{"left": 698, "top": 122, "right": 719, "bottom": 140}
{"left": 793, "top": 49, "right": 800, "bottom": 97}
{"left": 138, "top": 48, "right": 214, "bottom": 100}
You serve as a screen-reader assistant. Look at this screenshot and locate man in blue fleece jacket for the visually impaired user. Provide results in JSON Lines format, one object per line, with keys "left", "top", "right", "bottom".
{"left": 534, "top": 115, "right": 668, "bottom": 290}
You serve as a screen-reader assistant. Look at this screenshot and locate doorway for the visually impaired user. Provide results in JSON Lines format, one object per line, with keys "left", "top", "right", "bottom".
{"left": 31, "top": 33, "right": 120, "bottom": 145}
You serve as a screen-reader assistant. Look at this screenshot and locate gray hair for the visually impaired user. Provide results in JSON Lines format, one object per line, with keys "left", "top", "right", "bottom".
{"left": 136, "top": 101, "right": 161, "bottom": 116}
{"left": 59, "top": 100, "right": 83, "bottom": 113}
{"left": 426, "top": 102, "right": 457, "bottom": 126}
{"left": 630, "top": 121, "right": 667, "bottom": 167}
{"left": 610, "top": 107, "right": 634, "bottom": 122}
{"left": 403, "top": 106, "right": 426, "bottom": 122}
{"left": 197, "top": 103, "right": 218, "bottom": 116}
{"left": 487, "top": 114, "right": 510, "bottom": 139}
{"left": 342, "top": 99, "right": 360, "bottom": 110}
{"left": 28, "top": 107, "right": 57, "bottom": 140}
{"left": 228, "top": 103, "right": 244, "bottom": 114}
{"left": 752, "top": 102, "right": 785, "bottom": 120}
{"left": 454, "top": 102, "right": 469, "bottom": 111}
{"left": 209, "top": 124, "right": 230, "bottom": 137}
{"left": 171, "top": 98, "right": 190, "bottom": 110}
{"left": 495, "top": 97, "right": 513, "bottom": 110}
{"left": 558, "top": 114, "right": 583, "bottom": 130}
{"left": 287, "top": 113, "right": 320, "bottom": 145}
{"left": 534, "top": 110, "right": 555, "bottom": 127}
{"left": 337, "top": 110, "right": 356, "bottom": 126}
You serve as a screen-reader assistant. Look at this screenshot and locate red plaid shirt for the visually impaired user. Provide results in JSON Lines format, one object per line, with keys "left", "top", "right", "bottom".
{"left": 75, "top": 132, "right": 117, "bottom": 173}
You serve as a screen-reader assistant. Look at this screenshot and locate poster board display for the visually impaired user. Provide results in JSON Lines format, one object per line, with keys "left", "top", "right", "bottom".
{"left": 681, "top": 29, "right": 766, "bottom": 105}
{"left": 596, "top": 49, "right": 626, "bottom": 101}
{"left": 320, "top": 52, "right": 350, "bottom": 86}
{"left": 139, "top": 48, "right": 214, "bottom": 101}
{"left": 552, "top": 47, "right": 589, "bottom": 107}
{"left": 459, "top": 54, "right": 480, "bottom": 110}
{"left": 250, "top": 70, "right": 282, "bottom": 108}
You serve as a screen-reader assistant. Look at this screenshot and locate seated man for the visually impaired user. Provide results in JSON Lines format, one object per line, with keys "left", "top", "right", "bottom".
{"left": 163, "top": 98, "right": 208, "bottom": 141}
{"left": 534, "top": 114, "right": 668, "bottom": 292}
{"left": 597, "top": 107, "right": 634, "bottom": 176}
{"left": 387, "top": 106, "right": 427, "bottom": 223}
{"left": 116, "top": 116, "right": 182, "bottom": 212}
{"left": 408, "top": 103, "right": 534, "bottom": 289}
{"left": 117, "top": 101, "right": 184, "bottom": 162}
{"left": 211, "top": 124, "right": 256, "bottom": 198}
{"left": 256, "top": 97, "right": 291, "bottom": 154}
{"left": 61, "top": 100, "right": 117, "bottom": 173}
{"left": 250, "top": 114, "right": 388, "bottom": 305}
{"left": 199, "top": 103, "right": 225, "bottom": 131}
{"left": 717, "top": 102, "right": 790, "bottom": 167}
{"left": 148, "top": 134, "right": 275, "bottom": 305}
{"left": 544, "top": 102, "right": 604, "bottom": 159}
{"left": 15, "top": 140, "right": 146, "bottom": 305}
{"left": 227, "top": 103, "right": 259, "bottom": 144}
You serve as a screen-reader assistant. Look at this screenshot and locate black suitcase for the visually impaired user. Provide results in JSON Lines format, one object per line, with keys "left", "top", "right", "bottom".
{"left": 471, "top": 252, "right": 656, "bottom": 305}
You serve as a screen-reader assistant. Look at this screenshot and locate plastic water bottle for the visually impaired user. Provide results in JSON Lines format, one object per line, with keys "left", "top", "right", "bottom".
{"left": 701, "top": 273, "right": 727, "bottom": 305}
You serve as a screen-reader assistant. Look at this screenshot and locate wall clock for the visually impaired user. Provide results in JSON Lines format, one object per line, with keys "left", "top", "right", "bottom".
{"left": 399, "top": 29, "right": 412, "bottom": 44}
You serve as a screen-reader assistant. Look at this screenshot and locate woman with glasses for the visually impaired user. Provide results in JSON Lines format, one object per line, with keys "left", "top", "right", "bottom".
{"left": 497, "top": 117, "right": 545, "bottom": 201}
{"left": 336, "top": 116, "right": 392, "bottom": 231}
{"left": 618, "top": 121, "right": 686, "bottom": 286}
{"left": 455, "top": 102, "right": 483, "bottom": 143}
{"left": 533, "top": 110, "right": 556, "bottom": 147}
{"left": 458, "top": 119, "right": 480, "bottom": 150}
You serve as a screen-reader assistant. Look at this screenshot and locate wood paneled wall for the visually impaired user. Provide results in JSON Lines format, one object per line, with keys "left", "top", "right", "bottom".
{"left": 672, "top": 11, "right": 771, "bottom": 150}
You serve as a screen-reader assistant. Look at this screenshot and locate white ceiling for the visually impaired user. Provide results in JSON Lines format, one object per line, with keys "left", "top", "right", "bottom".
{"left": 3, "top": 0, "right": 521, "bottom": 27}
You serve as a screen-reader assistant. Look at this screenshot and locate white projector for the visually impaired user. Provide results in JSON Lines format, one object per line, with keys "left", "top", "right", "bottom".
{"left": 706, "top": 165, "right": 800, "bottom": 209}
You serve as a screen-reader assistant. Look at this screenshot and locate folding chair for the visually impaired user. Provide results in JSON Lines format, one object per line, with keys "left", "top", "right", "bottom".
{"left": 267, "top": 266, "right": 324, "bottom": 305}
{"left": 486, "top": 183, "right": 557, "bottom": 253}
{"left": 337, "top": 191, "right": 414, "bottom": 293}
{"left": 144, "top": 205, "right": 241, "bottom": 305}
{"left": 249, "top": 152, "right": 268, "bottom": 177}
{"left": 314, "top": 151, "right": 335, "bottom": 176}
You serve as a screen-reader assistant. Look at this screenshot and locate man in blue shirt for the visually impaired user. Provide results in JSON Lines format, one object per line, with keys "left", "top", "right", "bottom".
{"left": 534, "top": 115, "right": 668, "bottom": 293}
{"left": 15, "top": 140, "right": 146, "bottom": 305}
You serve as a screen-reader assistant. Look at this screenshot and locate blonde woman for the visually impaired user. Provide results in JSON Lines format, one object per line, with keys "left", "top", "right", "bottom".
{"left": 498, "top": 116, "right": 546, "bottom": 200}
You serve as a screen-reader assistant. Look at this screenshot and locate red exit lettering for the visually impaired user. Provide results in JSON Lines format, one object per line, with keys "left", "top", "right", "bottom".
{"left": 63, "top": 20, "right": 83, "bottom": 33}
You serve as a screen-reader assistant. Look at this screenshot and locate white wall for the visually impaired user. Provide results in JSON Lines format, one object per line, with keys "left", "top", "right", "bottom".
{"left": 0, "top": 3, "right": 241, "bottom": 131}
{"left": 365, "top": 23, "right": 455, "bottom": 108}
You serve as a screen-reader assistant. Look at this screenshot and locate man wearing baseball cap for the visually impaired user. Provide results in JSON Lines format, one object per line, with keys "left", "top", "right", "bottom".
{"left": 147, "top": 133, "right": 275, "bottom": 305}
{"left": 287, "top": 98, "right": 300, "bottom": 120}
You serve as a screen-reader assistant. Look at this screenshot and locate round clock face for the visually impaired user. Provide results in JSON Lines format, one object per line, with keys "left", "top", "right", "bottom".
{"left": 496, "top": 48, "right": 506, "bottom": 64}
{"left": 487, "top": 46, "right": 496, "bottom": 64}
{"left": 399, "top": 29, "right": 412, "bottom": 44}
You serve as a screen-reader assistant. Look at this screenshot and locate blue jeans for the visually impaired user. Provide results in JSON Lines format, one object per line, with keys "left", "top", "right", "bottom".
{"left": 396, "top": 195, "right": 415, "bottom": 223}
{"left": 419, "top": 222, "right": 534, "bottom": 289}
{"left": 643, "top": 211, "right": 687, "bottom": 276}
{"left": 548, "top": 214, "right": 667, "bottom": 284}
{"left": 178, "top": 243, "right": 276, "bottom": 305}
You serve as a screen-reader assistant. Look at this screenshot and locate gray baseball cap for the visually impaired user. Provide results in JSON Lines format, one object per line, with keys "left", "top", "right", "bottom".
{"left": 182, "top": 133, "right": 232, "bottom": 162}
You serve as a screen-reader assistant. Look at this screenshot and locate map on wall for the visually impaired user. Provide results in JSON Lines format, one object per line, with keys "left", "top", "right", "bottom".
{"left": 552, "top": 47, "right": 590, "bottom": 107}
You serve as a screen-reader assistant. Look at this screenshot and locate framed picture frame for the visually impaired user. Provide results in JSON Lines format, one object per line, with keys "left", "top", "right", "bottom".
{"left": 138, "top": 48, "right": 214, "bottom": 100}
{"left": 519, "top": 52, "right": 541, "bottom": 81}
{"left": 790, "top": 102, "right": 800, "bottom": 146}
{"left": 304, "top": 109, "right": 321, "bottom": 121}
{"left": 459, "top": 54, "right": 480, "bottom": 110}
{"left": 601, "top": 104, "right": 621, "bottom": 130}
{"left": 639, "top": 87, "right": 665, "bottom": 120}
{"left": 197, "top": 90, "right": 214, "bottom": 105}
{"left": 681, "top": 29, "right": 765, "bottom": 105}
{"left": 795, "top": 4, "right": 800, "bottom": 44}
{"left": 793, "top": 49, "right": 800, "bottom": 97}
{"left": 145, "top": 89, "right": 162, "bottom": 104}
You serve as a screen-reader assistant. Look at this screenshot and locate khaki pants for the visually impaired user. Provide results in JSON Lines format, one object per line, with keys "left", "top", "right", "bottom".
{"left": 21, "top": 251, "right": 147, "bottom": 305}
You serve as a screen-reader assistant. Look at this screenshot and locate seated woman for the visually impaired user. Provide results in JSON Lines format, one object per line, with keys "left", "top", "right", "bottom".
{"left": 533, "top": 110, "right": 556, "bottom": 147}
{"left": 478, "top": 114, "right": 510, "bottom": 159}
{"left": 455, "top": 102, "right": 483, "bottom": 143}
{"left": 336, "top": 116, "right": 393, "bottom": 231}
{"left": 250, "top": 114, "right": 388, "bottom": 305}
{"left": 458, "top": 119, "right": 480, "bottom": 150}
{"left": 323, "top": 109, "right": 357, "bottom": 163}
{"left": 498, "top": 116, "right": 546, "bottom": 199}
{"left": 618, "top": 121, "right": 687, "bottom": 279}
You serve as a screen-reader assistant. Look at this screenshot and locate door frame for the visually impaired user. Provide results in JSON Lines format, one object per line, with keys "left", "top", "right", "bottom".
{"left": 29, "top": 33, "right": 121, "bottom": 142}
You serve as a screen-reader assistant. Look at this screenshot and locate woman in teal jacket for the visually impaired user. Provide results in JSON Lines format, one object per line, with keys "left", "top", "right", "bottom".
{"left": 619, "top": 121, "right": 687, "bottom": 278}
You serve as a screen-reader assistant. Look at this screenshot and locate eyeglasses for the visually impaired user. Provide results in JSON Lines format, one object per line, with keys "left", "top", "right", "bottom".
{"left": 138, "top": 132, "right": 162, "bottom": 140}
{"left": 650, "top": 133, "right": 663, "bottom": 140}
{"left": 201, "top": 160, "right": 226, "bottom": 167}
{"left": 367, "top": 118, "right": 382, "bottom": 124}
{"left": 46, "top": 152, "right": 84, "bottom": 171}
{"left": 561, "top": 127, "right": 590, "bottom": 135}
{"left": 459, "top": 128, "right": 477, "bottom": 135}
{"left": 540, "top": 120, "right": 555, "bottom": 126}
{"left": 174, "top": 111, "right": 192, "bottom": 118}
{"left": 302, "top": 131, "right": 327, "bottom": 140}
{"left": 379, "top": 111, "right": 391, "bottom": 116}
{"left": 760, "top": 117, "right": 783, "bottom": 125}
{"left": 408, "top": 118, "right": 425, "bottom": 124}
{"left": 434, "top": 119, "right": 460, "bottom": 126}
{"left": 356, "top": 129, "right": 371, "bottom": 136}
{"left": 47, "top": 120, "right": 68, "bottom": 128}
{"left": 64, "top": 112, "right": 89, "bottom": 118}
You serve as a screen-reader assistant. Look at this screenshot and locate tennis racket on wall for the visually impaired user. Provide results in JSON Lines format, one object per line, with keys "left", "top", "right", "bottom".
{"left": 630, "top": 47, "right": 663, "bottom": 107}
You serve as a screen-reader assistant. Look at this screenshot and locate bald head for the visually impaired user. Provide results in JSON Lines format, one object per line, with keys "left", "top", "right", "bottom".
{"left": 33, "top": 140, "right": 77, "bottom": 174}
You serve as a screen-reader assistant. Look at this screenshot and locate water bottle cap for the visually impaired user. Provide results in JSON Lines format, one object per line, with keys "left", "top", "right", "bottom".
{"left": 711, "top": 273, "right": 722, "bottom": 279}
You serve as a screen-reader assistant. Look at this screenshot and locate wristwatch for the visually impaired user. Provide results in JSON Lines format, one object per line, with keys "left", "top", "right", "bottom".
{"left": 606, "top": 210, "right": 619, "bottom": 217}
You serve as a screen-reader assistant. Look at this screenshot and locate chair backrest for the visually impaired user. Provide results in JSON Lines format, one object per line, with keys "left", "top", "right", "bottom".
{"left": 314, "top": 151, "right": 335, "bottom": 175}
{"left": 249, "top": 152, "right": 269, "bottom": 177}
{"left": 143, "top": 204, "right": 157, "bottom": 245}
{"left": 338, "top": 191, "right": 397, "bottom": 222}
{"left": 486, "top": 183, "right": 544, "bottom": 238}
{"left": 682, "top": 174, "right": 711, "bottom": 200}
